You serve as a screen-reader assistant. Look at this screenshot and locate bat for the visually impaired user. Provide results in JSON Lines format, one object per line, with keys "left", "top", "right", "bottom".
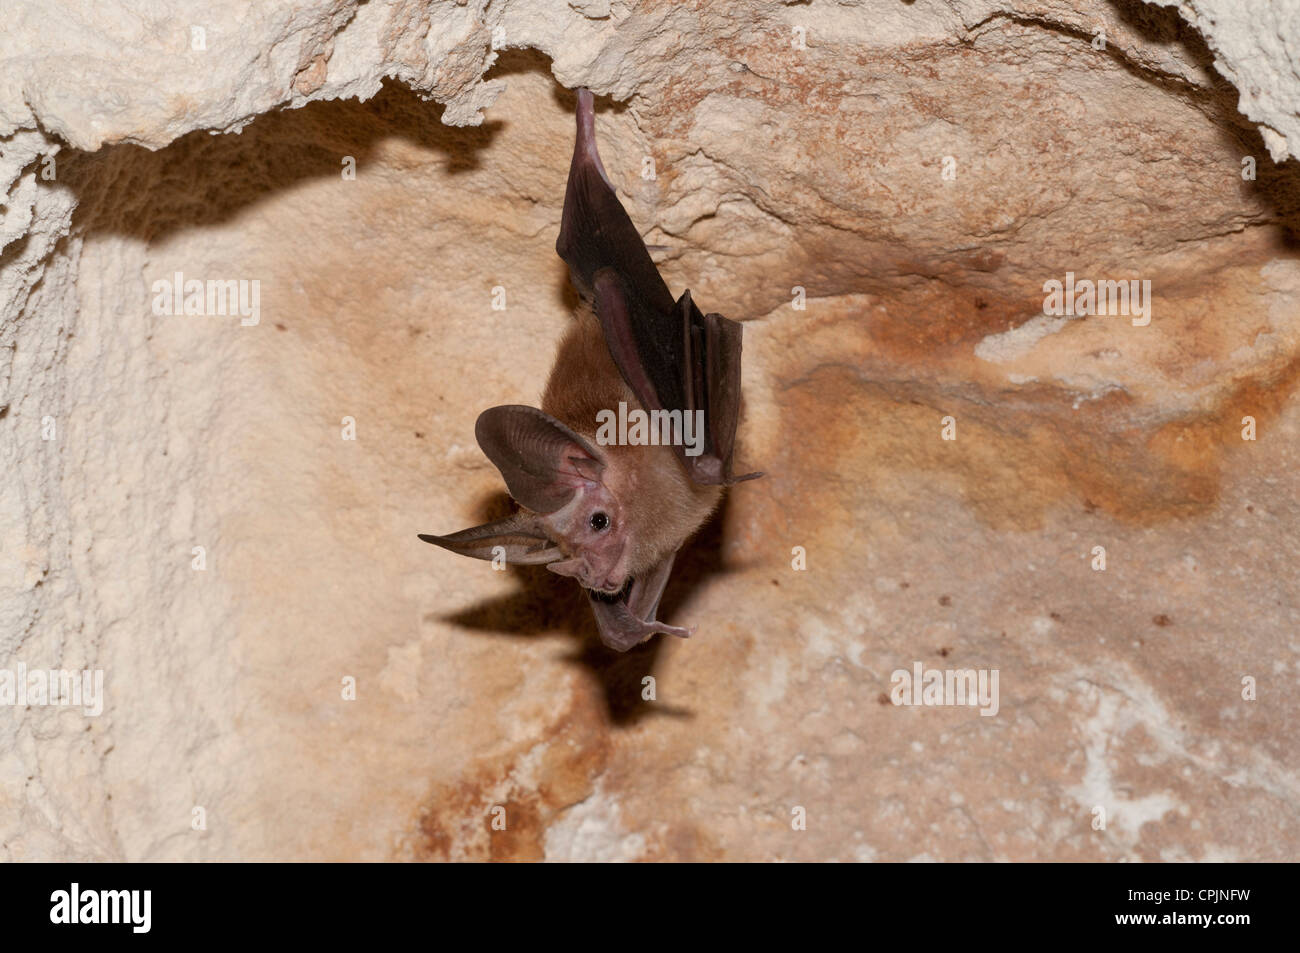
{"left": 420, "top": 88, "right": 759, "bottom": 652}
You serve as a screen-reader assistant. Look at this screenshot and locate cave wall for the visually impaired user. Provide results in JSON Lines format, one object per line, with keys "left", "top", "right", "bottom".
{"left": 2, "top": 0, "right": 1298, "bottom": 860}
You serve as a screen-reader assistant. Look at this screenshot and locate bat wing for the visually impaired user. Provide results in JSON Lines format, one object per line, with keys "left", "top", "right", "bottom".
{"left": 556, "top": 88, "right": 760, "bottom": 486}
{"left": 584, "top": 551, "right": 688, "bottom": 651}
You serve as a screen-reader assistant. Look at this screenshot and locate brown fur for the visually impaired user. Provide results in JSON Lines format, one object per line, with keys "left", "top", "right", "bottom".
{"left": 541, "top": 303, "right": 723, "bottom": 576}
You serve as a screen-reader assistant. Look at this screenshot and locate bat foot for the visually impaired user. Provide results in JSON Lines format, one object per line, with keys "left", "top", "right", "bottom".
{"left": 574, "top": 88, "right": 614, "bottom": 190}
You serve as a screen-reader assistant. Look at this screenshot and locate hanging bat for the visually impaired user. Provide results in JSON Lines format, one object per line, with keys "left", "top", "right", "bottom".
{"left": 420, "top": 88, "right": 759, "bottom": 652}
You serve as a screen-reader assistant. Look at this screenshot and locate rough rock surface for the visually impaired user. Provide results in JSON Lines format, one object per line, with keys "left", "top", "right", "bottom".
{"left": 1, "top": 0, "right": 1298, "bottom": 861}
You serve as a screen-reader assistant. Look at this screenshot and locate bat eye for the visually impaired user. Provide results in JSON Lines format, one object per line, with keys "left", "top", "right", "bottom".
{"left": 589, "top": 512, "right": 610, "bottom": 532}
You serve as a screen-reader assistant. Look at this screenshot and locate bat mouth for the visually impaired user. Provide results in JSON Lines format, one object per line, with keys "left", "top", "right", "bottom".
{"left": 588, "top": 578, "right": 633, "bottom": 602}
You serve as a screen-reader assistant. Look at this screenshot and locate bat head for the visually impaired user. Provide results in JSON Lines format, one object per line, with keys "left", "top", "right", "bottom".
{"left": 421, "top": 405, "right": 634, "bottom": 593}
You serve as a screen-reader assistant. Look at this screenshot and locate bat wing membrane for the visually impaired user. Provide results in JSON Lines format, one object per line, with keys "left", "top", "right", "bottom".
{"left": 556, "top": 89, "right": 760, "bottom": 486}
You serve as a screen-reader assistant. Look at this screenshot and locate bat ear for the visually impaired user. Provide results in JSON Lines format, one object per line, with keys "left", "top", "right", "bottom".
{"left": 418, "top": 512, "right": 563, "bottom": 565}
{"left": 474, "top": 405, "right": 606, "bottom": 514}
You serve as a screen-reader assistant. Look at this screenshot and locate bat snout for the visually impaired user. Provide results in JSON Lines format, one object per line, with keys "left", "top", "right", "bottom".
{"left": 591, "top": 575, "right": 632, "bottom": 599}
{"left": 579, "top": 571, "right": 625, "bottom": 596}
{"left": 546, "top": 556, "right": 620, "bottom": 594}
